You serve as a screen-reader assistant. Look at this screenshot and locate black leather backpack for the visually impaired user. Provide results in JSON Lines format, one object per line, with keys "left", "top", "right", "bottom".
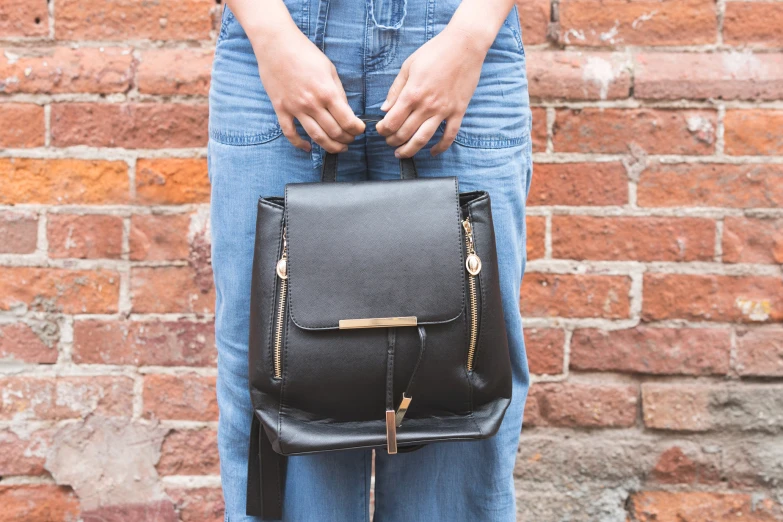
{"left": 246, "top": 154, "right": 512, "bottom": 519}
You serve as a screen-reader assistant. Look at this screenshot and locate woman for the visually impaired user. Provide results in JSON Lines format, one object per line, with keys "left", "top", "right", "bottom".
{"left": 208, "top": 0, "right": 532, "bottom": 519}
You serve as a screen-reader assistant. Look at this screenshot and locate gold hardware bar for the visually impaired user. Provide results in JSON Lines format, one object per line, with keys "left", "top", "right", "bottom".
{"left": 339, "top": 316, "right": 417, "bottom": 329}
{"left": 385, "top": 409, "right": 397, "bottom": 454}
{"left": 395, "top": 394, "right": 412, "bottom": 427}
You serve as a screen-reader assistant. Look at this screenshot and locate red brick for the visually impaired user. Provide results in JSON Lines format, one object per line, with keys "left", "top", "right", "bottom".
{"left": 638, "top": 163, "right": 783, "bottom": 209}
{"left": 55, "top": 0, "right": 215, "bottom": 40}
{"left": 0, "top": 104, "right": 44, "bottom": 147}
{"left": 559, "top": 0, "right": 716, "bottom": 47}
{"left": 571, "top": 327, "right": 731, "bottom": 375}
{"left": 0, "top": 428, "right": 51, "bottom": 476}
{"left": 553, "top": 109, "right": 716, "bottom": 155}
{"left": 517, "top": 0, "right": 550, "bottom": 45}
{"left": 135, "top": 159, "right": 210, "bottom": 205}
{"left": 131, "top": 267, "right": 215, "bottom": 314}
{"left": 0, "top": 158, "right": 130, "bottom": 205}
{"left": 0, "top": 485, "right": 80, "bottom": 522}
{"left": 526, "top": 215, "right": 545, "bottom": 260}
{"left": 51, "top": 103, "right": 208, "bottom": 148}
{"left": 47, "top": 214, "right": 123, "bottom": 259}
{"left": 552, "top": 216, "right": 714, "bottom": 262}
{"left": 526, "top": 382, "right": 638, "bottom": 428}
{"left": 138, "top": 48, "right": 213, "bottom": 95}
{"left": 724, "top": 2, "right": 783, "bottom": 48}
{"left": 165, "top": 487, "right": 224, "bottom": 522}
{"left": 130, "top": 213, "right": 191, "bottom": 261}
{"left": 736, "top": 328, "right": 783, "bottom": 377}
{"left": 0, "top": 267, "right": 119, "bottom": 314}
{"left": 531, "top": 107, "right": 546, "bottom": 153}
{"left": 0, "top": 1, "right": 48, "bottom": 37}
{"left": 81, "top": 501, "right": 178, "bottom": 522}
{"left": 643, "top": 274, "right": 783, "bottom": 323}
{"left": 724, "top": 110, "right": 783, "bottom": 156}
{"left": 0, "top": 47, "right": 133, "bottom": 94}
{"left": 0, "top": 322, "right": 58, "bottom": 364}
{"left": 525, "top": 328, "right": 565, "bottom": 375}
{"left": 0, "top": 376, "right": 133, "bottom": 420}
{"left": 651, "top": 446, "right": 720, "bottom": 485}
{"left": 73, "top": 319, "right": 216, "bottom": 366}
{"left": 528, "top": 163, "right": 628, "bottom": 207}
{"left": 521, "top": 273, "right": 631, "bottom": 319}
{"left": 723, "top": 217, "right": 783, "bottom": 264}
{"left": 630, "top": 491, "right": 782, "bottom": 522}
{"left": 634, "top": 52, "right": 783, "bottom": 101}
{"left": 0, "top": 211, "right": 38, "bottom": 254}
{"left": 143, "top": 374, "right": 218, "bottom": 421}
{"left": 527, "top": 51, "right": 631, "bottom": 100}
{"left": 157, "top": 429, "right": 219, "bottom": 475}
{"left": 642, "top": 384, "right": 712, "bottom": 431}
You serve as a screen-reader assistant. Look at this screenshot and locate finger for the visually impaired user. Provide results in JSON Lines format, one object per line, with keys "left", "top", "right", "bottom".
{"left": 329, "top": 69, "right": 366, "bottom": 136}
{"left": 376, "top": 91, "right": 414, "bottom": 137}
{"left": 279, "top": 116, "right": 311, "bottom": 152}
{"left": 380, "top": 63, "right": 409, "bottom": 112}
{"left": 384, "top": 109, "right": 431, "bottom": 147}
{"left": 299, "top": 114, "right": 348, "bottom": 154}
{"left": 395, "top": 117, "right": 441, "bottom": 159}
{"left": 430, "top": 115, "right": 462, "bottom": 156}
{"left": 310, "top": 107, "right": 356, "bottom": 144}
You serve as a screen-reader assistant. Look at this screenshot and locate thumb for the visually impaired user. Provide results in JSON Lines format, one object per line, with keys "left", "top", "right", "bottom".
{"left": 381, "top": 64, "right": 409, "bottom": 112}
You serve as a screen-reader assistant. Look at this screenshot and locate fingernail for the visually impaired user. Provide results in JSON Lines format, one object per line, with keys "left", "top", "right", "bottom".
{"left": 394, "top": 150, "right": 402, "bottom": 159}
{"left": 381, "top": 100, "right": 389, "bottom": 111}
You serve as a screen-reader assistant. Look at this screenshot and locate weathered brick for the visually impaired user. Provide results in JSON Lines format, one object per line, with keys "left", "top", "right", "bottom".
{"left": 643, "top": 274, "right": 783, "bottom": 323}
{"left": 521, "top": 273, "right": 631, "bottom": 319}
{"left": 51, "top": 103, "right": 208, "bottom": 148}
{"left": 0, "top": 1, "right": 48, "bottom": 37}
{"left": 0, "top": 158, "right": 130, "bottom": 205}
{"left": 0, "top": 47, "right": 133, "bottom": 94}
{"left": 638, "top": 163, "right": 783, "bottom": 209}
{"left": 0, "top": 104, "right": 44, "bottom": 147}
{"left": 552, "top": 216, "right": 715, "bottom": 262}
{"left": 143, "top": 374, "right": 218, "bottom": 421}
{"left": 724, "top": 2, "right": 783, "bottom": 48}
{"left": 634, "top": 52, "right": 783, "bottom": 101}
{"left": 130, "top": 213, "right": 191, "bottom": 261}
{"left": 0, "top": 211, "right": 38, "bottom": 254}
{"left": 650, "top": 446, "right": 720, "bottom": 485}
{"left": 629, "top": 491, "right": 782, "bottom": 522}
{"left": 525, "top": 328, "right": 565, "bottom": 375}
{"left": 526, "top": 215, "right": 545, "bottom": 260}
{"left": 527, "top": 51, "right": 631, "bottom": 100}
{"left": 135, "top": 159, "right": 210, "bottom": 205}
{"left": 553, "top": 109, "right": 716, "bottom": 155}
{"left": 723, "top": 217, "right": 783, "bottom": 264}
{"left": 0, "top": 485, "right": 80, "bottom": 522}
{"left": 0, "top": 322, "right": 58, "bottom": 364}
{"left": 526, "top": 382, "right": 638, "bottom": 428}
{"left": 157, "top": 429, "right": 219, "bottom": 476}
{"left": 55, "top": 0, "right": 215, "bottom": 40}
{"left": 517, "top": 0, "right": 550, "bottom": 45}
{"left": 736, "top": 328, "right": 783, "bottom": 377}
{"left": 138, "top": 48, "right": 213, "bottom": 95}
{"left": 131, "top": 267, "right": 215, "bottom": 314}
{"left": 0, "top": 428, "right": 51, "bottom": 476}
{"left": 0, "top": 376, "right": 133, "bottom": 421}
{"left": 724, "top": 110, "right": 783, "bottom": 156}
{"left": 73, "top": 319, "right": 216, "bottom": 366}
{"left": 530, "top": 107, "right": 546, "bottom": 153}
{"left": 165, "top": 487, "right": 224, "bottom": 522}
{"left": 80, "top": 501, "right": 178, "bottom": 522}
{"left": 528, "top": 163, "right": 628, "bottom": 207}
{"left": 47, "top": 214, "right": 123, "bottom": 259}
{"left": 559, "top": 0, "right": 717, "bottom": 47}
{"left": 571, "top": 327, "right": 731, "bottom": 375}
{"left": 642, "top": 383, "right": 783, "bottom": 432}
{"left": 0, "top": 267, "right": 119, "bottom": 314}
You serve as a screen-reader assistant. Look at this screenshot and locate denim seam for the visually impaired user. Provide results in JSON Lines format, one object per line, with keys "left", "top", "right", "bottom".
{"left": 209, "top": 126, "right": 284, "bottom": 146}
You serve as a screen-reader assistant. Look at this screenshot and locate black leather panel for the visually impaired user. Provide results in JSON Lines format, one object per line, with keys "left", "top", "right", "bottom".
{"left": 284, "top": 177, "right": 465, "bottom": 329}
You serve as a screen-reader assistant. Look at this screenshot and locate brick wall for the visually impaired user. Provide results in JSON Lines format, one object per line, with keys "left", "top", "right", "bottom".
{"left": 0, "top": 0, "right": 780, "bottom": 521}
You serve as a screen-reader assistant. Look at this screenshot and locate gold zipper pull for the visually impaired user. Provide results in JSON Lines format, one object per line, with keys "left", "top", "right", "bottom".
{"left": 276, "top": 227, "right": 288, "bottom": 280}
{"left": 462, "top": 219, "right": 482, "bottom": 276}
{"left": 395, "top": 394, "right": 412, "bottom": 427}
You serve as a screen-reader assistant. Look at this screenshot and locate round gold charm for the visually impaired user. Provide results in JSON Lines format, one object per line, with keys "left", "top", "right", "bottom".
{"left": 466, "top": 254, "right": 482, "bottom": 276}
{"left": 276, "top": 258, "right": 288, "bottom": 279}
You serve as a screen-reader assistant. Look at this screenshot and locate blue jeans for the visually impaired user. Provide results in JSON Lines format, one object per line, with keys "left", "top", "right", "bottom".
{"left": 208, "top": 0, "right": 532, "bottom": 520}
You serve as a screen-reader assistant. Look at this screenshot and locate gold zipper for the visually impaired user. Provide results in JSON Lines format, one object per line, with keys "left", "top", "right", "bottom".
{"left": 273, "top": 228, "right": 288, "bottom": 379}
{"left": 462, "top": 218, "right": 482, "bottom": 372}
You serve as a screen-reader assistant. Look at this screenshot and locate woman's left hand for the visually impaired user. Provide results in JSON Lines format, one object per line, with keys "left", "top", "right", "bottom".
{"left": 376, "top": 25, "right": 489, "bottom": 158}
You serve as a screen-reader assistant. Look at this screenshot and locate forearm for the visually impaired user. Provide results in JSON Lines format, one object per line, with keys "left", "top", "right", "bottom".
{"left": 449, "top": 0, "right": 517, "bottom": 52}
{"left": 225, "top": 0, "right": 299, "bottom": 50}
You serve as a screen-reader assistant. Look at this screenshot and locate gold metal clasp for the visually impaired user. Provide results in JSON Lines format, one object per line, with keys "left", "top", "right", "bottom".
{"left": 385, "top": 409, "right": 397, "bottom": 454}
{"left": 339, "top": 317, "right": 417, "bottom": 329}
